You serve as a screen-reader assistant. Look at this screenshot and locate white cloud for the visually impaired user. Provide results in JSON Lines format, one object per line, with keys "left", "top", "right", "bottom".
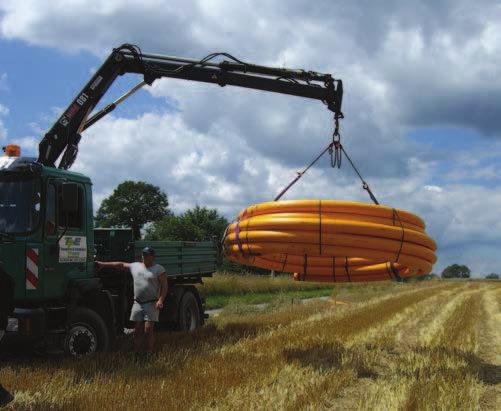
{"left": 0, "top": 102, "right": 39, "bottom": 153}
{"left": 424, "top": 185, "right": 443, "bottom": 193}
{"left": 0, "top": 103, "right": 9, "bottom": 116}
{"left": 0, "top": 121, "right": 6, "bottom": 141}
{"left": 0, "top": 73, "right": 7, "bottom": 91}
{"left": 0, "top": 103, "right": 8, "bottom": 141}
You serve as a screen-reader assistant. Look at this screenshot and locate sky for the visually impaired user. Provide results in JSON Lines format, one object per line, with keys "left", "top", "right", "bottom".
{"left": 0, "top": 0, "right": 500, "bottom": 276}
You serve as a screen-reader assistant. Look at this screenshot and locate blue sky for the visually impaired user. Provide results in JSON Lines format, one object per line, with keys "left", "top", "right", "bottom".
{"left": 0, "top": 1, "right": 500, "bottom": 277}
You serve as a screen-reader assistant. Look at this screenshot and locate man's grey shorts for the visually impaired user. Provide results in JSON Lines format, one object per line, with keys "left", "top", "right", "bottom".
{"left": 130, "top": 301, "right": 159, "bottom": 322}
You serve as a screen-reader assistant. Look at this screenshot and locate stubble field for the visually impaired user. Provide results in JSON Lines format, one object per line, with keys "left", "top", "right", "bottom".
{"left": 1, "top": 279, "right": 499, "bottom": 410}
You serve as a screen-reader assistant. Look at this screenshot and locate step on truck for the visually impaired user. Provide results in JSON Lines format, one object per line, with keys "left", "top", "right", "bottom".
{"left": 0, "top": 44, "right": 343, "bottom": 357}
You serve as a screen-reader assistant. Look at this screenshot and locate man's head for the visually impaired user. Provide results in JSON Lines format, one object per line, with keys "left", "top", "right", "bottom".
{"left": 142, "top": 246, "right": 156, "bottom": 267}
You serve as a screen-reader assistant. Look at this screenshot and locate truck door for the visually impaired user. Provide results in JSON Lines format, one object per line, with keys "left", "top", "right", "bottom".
{"left": 43, "top": 181, "right": 88, "bottom": 299}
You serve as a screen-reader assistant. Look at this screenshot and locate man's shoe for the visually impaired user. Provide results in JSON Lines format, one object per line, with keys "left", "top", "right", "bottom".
{"left": 0, "top": 384, "right": 14, "bottom": 407}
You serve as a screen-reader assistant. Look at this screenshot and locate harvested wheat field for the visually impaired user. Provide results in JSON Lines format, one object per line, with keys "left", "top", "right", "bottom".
{"left": 1, "top": 280, "right": 499, "bottom": 410}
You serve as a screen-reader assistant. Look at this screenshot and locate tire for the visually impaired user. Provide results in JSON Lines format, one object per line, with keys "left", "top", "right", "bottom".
{"left": 64, "top": 307, "right": 110, "bottom": 358}
{"left": 178, "top": 291, "right": 202, "bottom": 332}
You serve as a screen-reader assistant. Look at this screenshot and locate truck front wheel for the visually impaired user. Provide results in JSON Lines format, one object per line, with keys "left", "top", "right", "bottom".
{"left": 64, "top": 307, "right": 110, "bottom": 357}
{"left": 178, "top": 291, "right": 202, "bottom": 332}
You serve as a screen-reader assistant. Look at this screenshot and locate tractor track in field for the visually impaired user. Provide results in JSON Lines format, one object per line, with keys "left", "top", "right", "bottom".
{"left": 477, "top": 287, "right": 501, "bottom": 410}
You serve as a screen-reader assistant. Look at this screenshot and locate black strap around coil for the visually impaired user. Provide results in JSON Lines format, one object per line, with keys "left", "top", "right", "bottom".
{"left": 319, "top": 200, "right": 323, "bottom": 255}
{"left": 386, "top": 262, "right": 393, "bottom": 280}
{"left": 345, "top": 257, "right": 351, "bottom": 282}
{"left": 303, "top": 254, "right": 308, "bottom": 281}
{"left": 387, "top": 262, "right": 403, "bottom": 281}
{"left": 392, "top": 208, "right": 405, "bottom": 263}
{"left": 332, "top": 256, "right": 336, "bottom": 282}
{"left": 281, "top": 253, "right": 288, "bottom": 273}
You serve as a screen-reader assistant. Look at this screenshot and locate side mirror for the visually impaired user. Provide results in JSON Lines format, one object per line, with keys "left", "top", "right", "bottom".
{"left": 61, "top": 183, "right": 79, "bottom": 213}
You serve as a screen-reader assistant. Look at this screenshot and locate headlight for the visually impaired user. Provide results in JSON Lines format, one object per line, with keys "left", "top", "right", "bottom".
{"left": 6, "top": 317, "right": 18, "bottom": 332}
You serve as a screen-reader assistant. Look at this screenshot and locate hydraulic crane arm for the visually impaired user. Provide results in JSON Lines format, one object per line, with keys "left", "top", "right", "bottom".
{"left": 38, "top": 44, "right": 343, "bottom": 170}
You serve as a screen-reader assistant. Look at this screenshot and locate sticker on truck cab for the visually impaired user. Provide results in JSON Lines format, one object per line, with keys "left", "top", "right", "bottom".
{"left": 59, "top": 236, "right": 87, "bottom": 263}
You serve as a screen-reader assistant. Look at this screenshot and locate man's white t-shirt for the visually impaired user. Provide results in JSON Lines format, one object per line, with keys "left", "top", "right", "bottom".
{"left": 129, "top": 262, "right": 166, "bottom": 303}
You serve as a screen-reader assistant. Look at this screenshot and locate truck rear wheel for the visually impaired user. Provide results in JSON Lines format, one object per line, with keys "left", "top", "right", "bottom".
{"left": 64, "top": 307, "right": 110, "bottom": 357}
{"left": 179, "top": 291, "right": 202, "bottom": 332}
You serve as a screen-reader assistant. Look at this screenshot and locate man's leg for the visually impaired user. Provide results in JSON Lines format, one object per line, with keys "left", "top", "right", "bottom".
{"left": 144, "top": 321, "right": 155, "bottom": 353}
{"left": 133, "top": 321, "right": 145, "bottom": 353}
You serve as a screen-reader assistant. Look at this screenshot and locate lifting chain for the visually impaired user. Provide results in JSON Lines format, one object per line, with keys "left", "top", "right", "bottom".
{"left": 274, "top": 113, "right": 380, "bottom": 205}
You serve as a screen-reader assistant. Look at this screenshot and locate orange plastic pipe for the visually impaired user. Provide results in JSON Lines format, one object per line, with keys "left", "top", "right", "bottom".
{"left": 223, "top": 200, "right": 437, "bottom": 283}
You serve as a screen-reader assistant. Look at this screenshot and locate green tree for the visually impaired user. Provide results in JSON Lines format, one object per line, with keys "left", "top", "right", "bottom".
{"left": 146, "top": 206, "right": 228, "bottom": 242}
{"left": 183, "top": 206, "right": 229, "bottom": 241}
{"left": 95, "top": 181, "right": 169, "bottom": 240}
{"left": 145, "top": 212, "right": 204, "bottom": 241}
{"left": 485, "top": 273, "right": 499, "bottom": 280}
{"left": 441, "top": 264, "right": 471, "bottom": 279}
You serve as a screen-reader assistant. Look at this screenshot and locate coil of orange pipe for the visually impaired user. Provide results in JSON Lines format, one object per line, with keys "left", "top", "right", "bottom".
{"left": 223, "top": 200, "right": 437, "bottom": 282}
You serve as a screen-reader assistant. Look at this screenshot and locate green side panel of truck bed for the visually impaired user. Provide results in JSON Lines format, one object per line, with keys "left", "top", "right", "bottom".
{"left": 94, "top": 229, "right": 216, "bottom": 277}
{"left": 134, "top": 240, "right": 216, "bottom": 276}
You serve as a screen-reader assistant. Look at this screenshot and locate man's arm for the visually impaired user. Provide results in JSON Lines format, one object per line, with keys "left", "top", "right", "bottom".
{"left": 95, "top": 261, "right": 131, "bottom": 270}
{"left": 156, "top": 272, "right": 168, "bottom": 310}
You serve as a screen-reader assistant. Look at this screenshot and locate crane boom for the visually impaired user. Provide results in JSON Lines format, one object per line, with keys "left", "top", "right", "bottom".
{"left": 38, "top": 44, "right": 343, "bottom": 170}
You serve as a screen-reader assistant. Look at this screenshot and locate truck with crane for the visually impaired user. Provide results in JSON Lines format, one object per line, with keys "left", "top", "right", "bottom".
{"left": 0, "top": 44, "right": 343, "bottom": 357}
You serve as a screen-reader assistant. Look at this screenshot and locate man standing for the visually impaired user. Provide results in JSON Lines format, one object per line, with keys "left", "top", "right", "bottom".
{"left": 0, "top": 265, "right": 14, "bottom": 406}
{"left": 96, "top": 247, "right": 167, "bottom": 357}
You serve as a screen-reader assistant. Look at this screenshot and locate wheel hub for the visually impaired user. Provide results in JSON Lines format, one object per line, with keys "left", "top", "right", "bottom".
{"left": 67, "top": 325, "right": 97, "bottom": 357}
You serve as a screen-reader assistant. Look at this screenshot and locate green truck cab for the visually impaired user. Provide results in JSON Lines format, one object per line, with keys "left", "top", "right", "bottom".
{"left": 0, "top": 155, "right": 216, "bottom": 357}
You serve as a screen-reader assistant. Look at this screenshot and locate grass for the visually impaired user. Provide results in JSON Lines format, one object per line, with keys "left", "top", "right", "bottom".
{"left": 198, "top": 272, "right": 407, "bottom": 309}
{"left": 204, "top": 288, "right": 334, "bottom": 310}
{"left": 1, "top": 278, "right": 499, "bottom": 410}
{"left": 198, "top": 272, "right": 335, "bottom": 309}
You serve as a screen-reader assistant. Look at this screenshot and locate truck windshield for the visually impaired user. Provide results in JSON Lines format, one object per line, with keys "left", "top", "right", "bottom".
{"left": 0, "top": 176, "right": 41, "bottom": 233}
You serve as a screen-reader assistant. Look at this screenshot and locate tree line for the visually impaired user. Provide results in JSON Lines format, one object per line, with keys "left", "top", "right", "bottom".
{"left": 95, "top": 180, "right": 500, "bottom": 279}
{"left": 437, "top": 264, "right": 498, "bottom": 280}
{"left": 95, "top": 180, "right": 229, "bottom": 243}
